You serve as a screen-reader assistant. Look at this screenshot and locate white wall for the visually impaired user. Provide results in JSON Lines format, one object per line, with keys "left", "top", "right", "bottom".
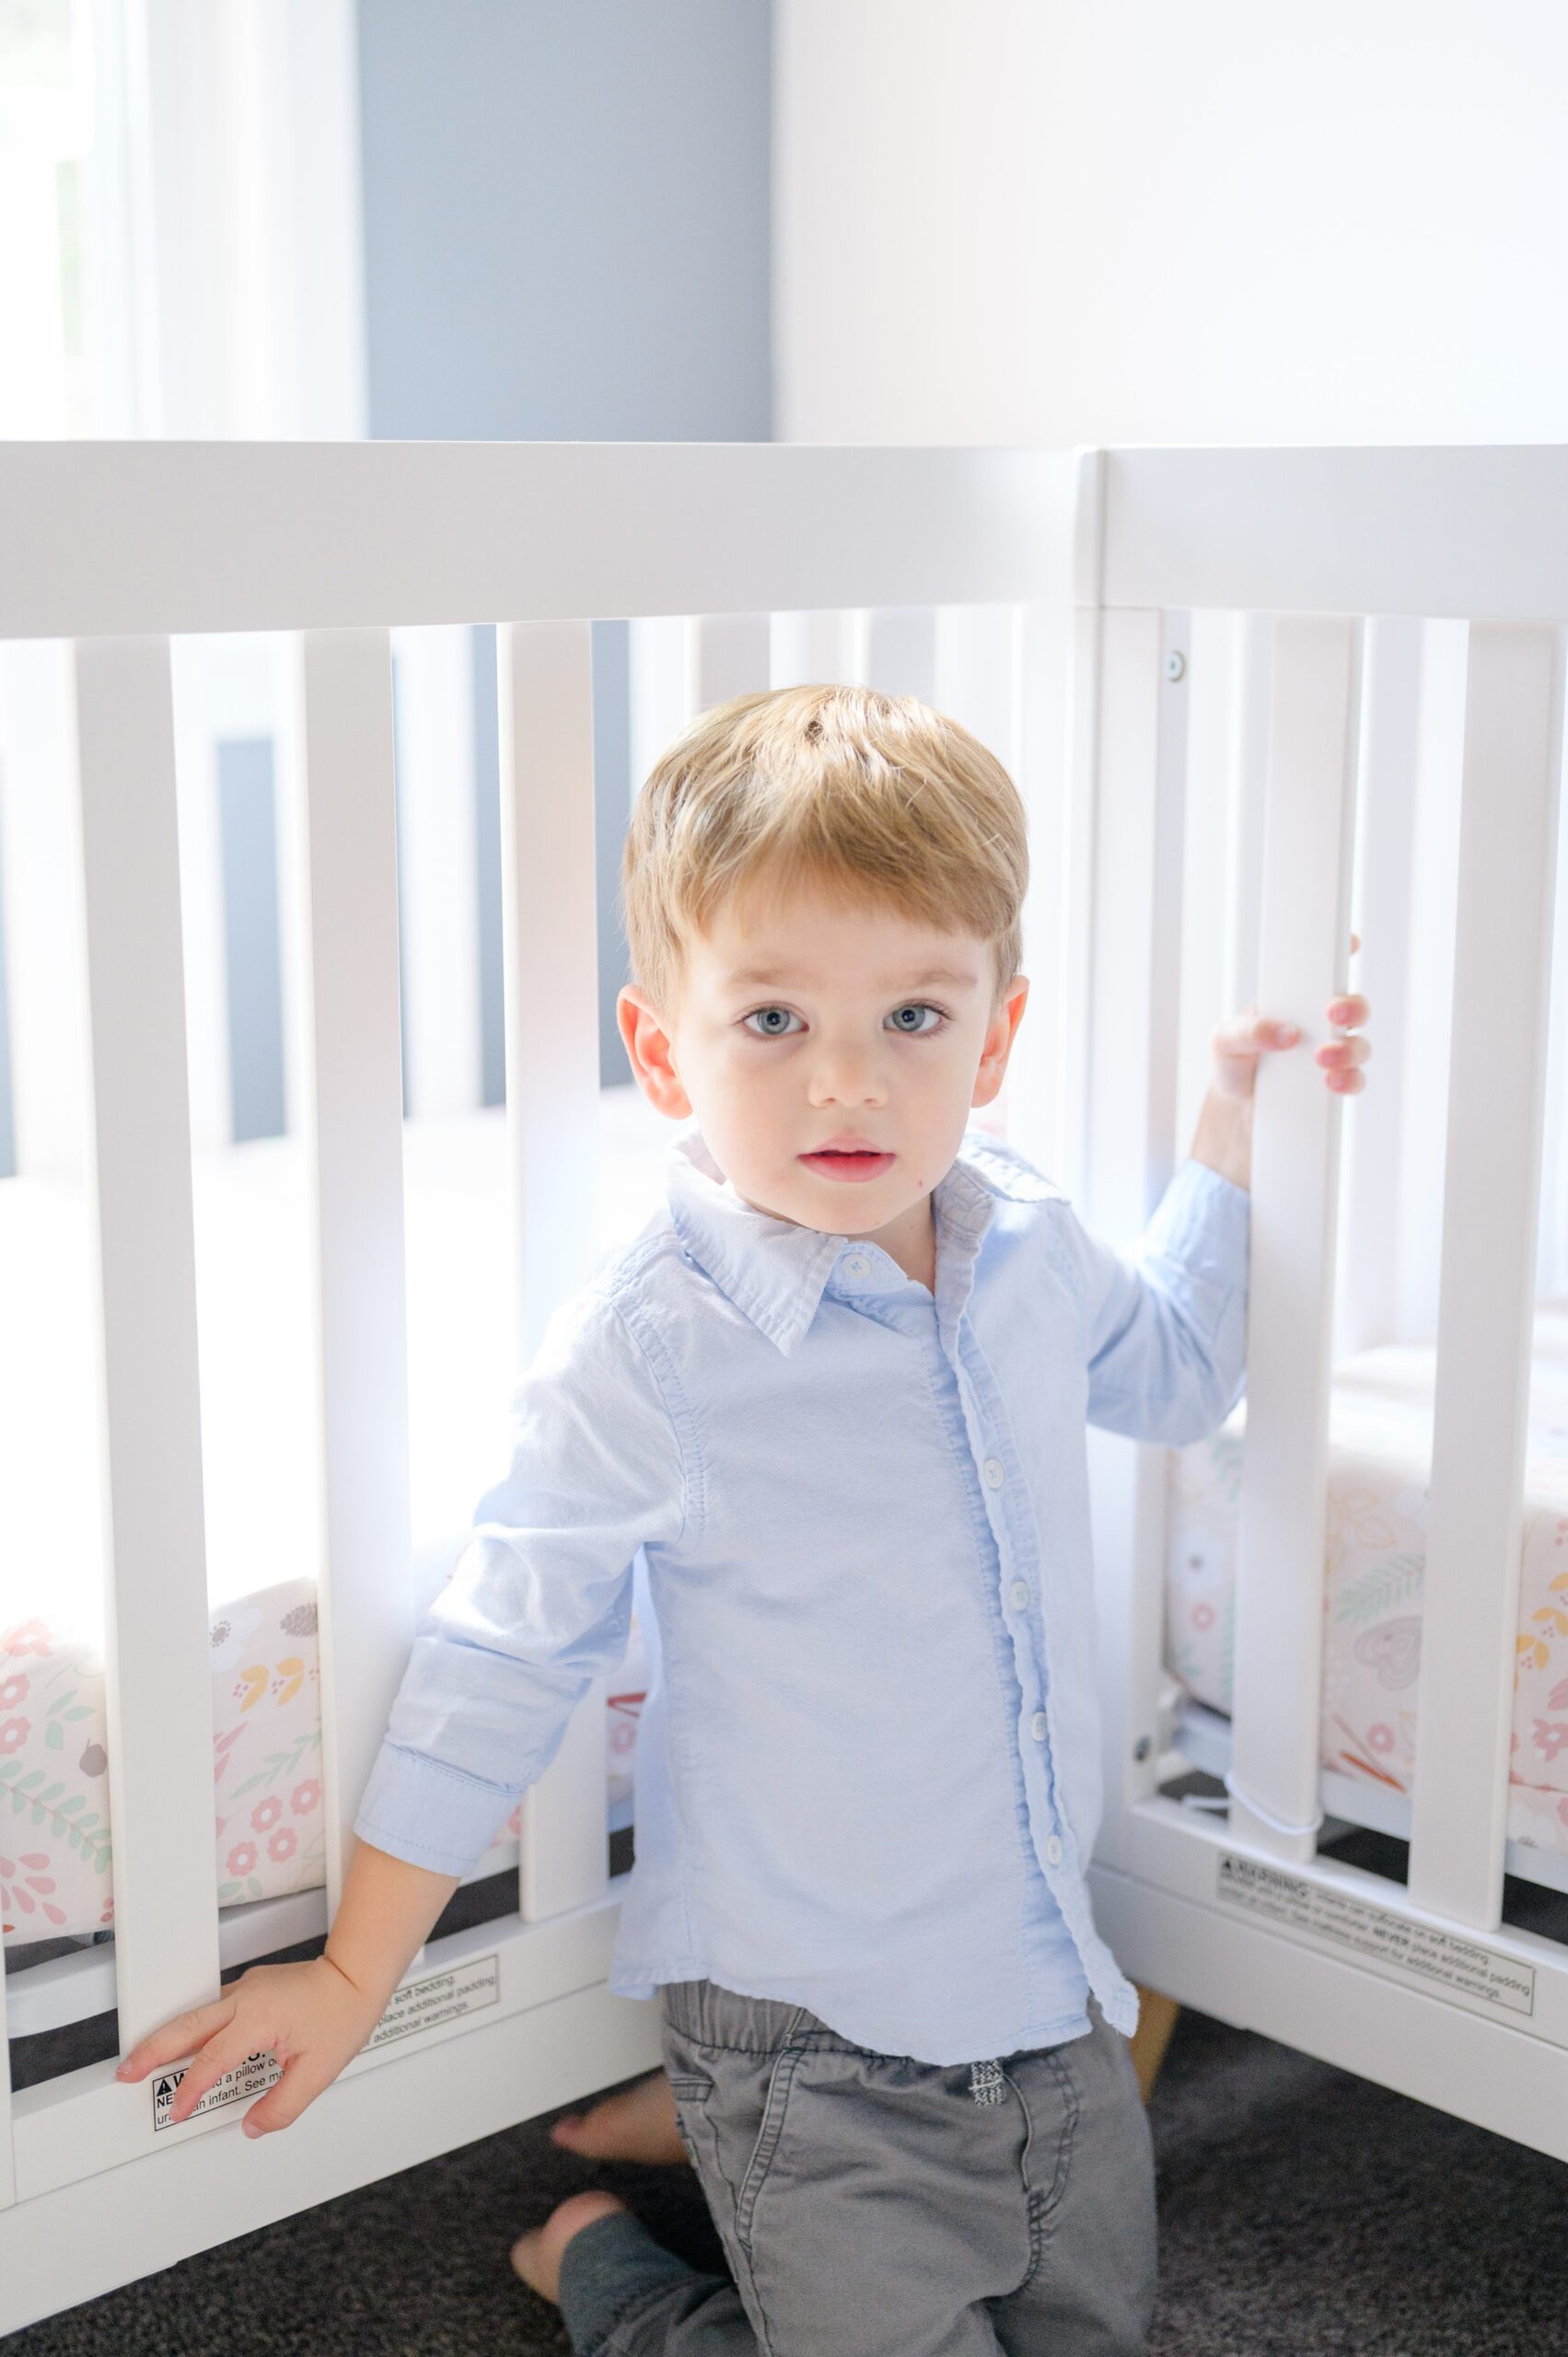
{"left": 774, "top": 0, "right": 1568, "bottom": 445}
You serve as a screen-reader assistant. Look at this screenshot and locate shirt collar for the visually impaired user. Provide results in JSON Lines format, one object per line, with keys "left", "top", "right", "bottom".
{"left": 664, "top": 1123, "right": 1051, "bottom": 1356}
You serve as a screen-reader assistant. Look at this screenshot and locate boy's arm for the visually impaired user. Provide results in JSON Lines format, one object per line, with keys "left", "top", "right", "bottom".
{"left": 322, "top": 1837, "right": 462, "bottom": 2012}
{"left": 353, "top": 1283, "right": 689, "bottom": 1880}
{"left": 1055, "top": 1144, "right": 1250, "bottom": 1448}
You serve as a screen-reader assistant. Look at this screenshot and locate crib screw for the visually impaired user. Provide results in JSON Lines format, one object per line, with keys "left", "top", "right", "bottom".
{"left": 1165, "top": 651, "right": 1187, "bottom": 683}
{"left": 1133, "top": 1736, "right": 1152, "bottom": 1761}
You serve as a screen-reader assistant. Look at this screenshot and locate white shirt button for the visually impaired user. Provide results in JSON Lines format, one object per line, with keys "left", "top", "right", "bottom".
{"left": 1030, "top": 1711, "right": 1048, "bottom": 1742}
{"left": 982, "top": 1457, "right": 1005, "bottom": 1489}
{"left": 1009, "top": 1580, "right": 1030, "bottom": 1610}
{"left": 842, "top": 1252, "right": 869, "bottom": 1278}
{"left": 1044, "top": 1834, "right": 1064, "bottom": 1868}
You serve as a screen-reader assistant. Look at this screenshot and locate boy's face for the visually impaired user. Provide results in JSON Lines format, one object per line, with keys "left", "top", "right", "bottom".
{"left": 617, "top": 877, "right": 1028, "bottom": 1268}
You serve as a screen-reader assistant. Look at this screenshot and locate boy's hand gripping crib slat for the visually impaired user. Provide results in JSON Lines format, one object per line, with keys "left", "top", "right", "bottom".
{"left": 2, "top": 440, "right": 1567, "bottom": 2331}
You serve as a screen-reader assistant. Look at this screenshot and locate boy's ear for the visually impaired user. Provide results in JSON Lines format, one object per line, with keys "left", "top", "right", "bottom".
{"left": 618, "top": 985, "right": 692, "bottom": 1120}
{"left": 971, "top": 975, "right": 1029, "bottom": 1110}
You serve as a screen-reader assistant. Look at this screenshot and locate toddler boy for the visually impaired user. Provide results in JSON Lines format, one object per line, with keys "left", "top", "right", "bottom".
{"left": 122, "top": 686, "right": 1361, "bottom": 2352}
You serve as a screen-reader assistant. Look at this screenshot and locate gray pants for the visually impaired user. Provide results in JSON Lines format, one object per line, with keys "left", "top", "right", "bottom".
{"left": 554, "top": 1978, "right": 1157, "bottom": 2357}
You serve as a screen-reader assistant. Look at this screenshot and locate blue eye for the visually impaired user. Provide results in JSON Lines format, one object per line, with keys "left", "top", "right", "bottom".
{"left": 738, "top": 1003, "right": 949, "bottom": 1039}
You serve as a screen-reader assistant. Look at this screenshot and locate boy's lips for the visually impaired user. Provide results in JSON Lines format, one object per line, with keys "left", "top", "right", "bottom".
{"left": 797, "top": 1147, "right": 895, "bottom": 1183}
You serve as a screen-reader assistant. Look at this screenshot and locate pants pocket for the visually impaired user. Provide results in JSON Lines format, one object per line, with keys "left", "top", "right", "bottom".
{"left": 666, "top": 2069, "right": 714, "bottom": 2169}
{"left": 732, "top": 2045, "right": 804, "bottom": 2254}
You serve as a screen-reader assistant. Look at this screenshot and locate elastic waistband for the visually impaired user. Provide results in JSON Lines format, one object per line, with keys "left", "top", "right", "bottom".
{"left": 658, "top": 1977, "right": 1111, "bottom": 2069}
{"left": 659, "top": 1977, "right": 856, "bottom": 2056}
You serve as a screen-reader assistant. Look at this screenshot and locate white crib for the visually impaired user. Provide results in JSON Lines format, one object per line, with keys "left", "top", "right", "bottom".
{"left": 0, "top": 439, "right": 1565, "bottom": 2331}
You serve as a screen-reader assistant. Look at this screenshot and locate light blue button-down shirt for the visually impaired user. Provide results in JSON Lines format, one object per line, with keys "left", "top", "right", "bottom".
{"left": 354, "top": 1122, "right": 1249, "bottom": 2064}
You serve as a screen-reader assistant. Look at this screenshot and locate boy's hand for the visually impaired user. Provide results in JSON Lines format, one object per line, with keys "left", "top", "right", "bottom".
{"left": 113, "top": 1953, "right": 388, "bottom": 2137}
{"left": 1210, "top": 932, "right": 1371, "bottom": 1104}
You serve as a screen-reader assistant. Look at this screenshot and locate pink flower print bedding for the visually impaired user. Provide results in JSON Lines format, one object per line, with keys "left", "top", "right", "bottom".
{"left": 3, "top": 1577, "right": 649, "bottom": 1952}
{"left": 1163, "top": 1315, "right": 1568, "bottom": 1872}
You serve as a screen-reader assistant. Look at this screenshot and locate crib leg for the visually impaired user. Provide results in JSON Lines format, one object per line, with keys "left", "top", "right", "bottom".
{"left": 1129, "top": 1985, "right": 1181, "bottom": 2103}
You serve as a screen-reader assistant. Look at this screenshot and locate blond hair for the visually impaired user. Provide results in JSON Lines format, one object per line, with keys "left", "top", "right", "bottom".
{"left": 619, "top": 684, "right": 1028, "bottom": 1021}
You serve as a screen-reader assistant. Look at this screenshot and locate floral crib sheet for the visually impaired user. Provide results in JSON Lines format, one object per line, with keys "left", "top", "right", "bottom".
{"left": 1, "top": 1572, "right": 649, "bottom": 1953}
{"left": 1166, "top": 1304, "right": 1568, "bottom": 1871}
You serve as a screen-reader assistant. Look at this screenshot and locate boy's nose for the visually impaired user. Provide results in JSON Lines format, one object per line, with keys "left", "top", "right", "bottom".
{"left": 810, "top": 1062, "right": 887, "bottom": 1106}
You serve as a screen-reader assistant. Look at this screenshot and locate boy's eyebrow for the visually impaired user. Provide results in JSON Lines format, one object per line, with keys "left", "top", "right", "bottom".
{"left": 725, "top": 965, "right": 981, "bottom": 991}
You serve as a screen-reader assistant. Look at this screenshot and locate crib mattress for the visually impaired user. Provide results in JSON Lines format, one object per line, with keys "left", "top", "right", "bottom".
{"left": 1166, "top": 1314, "right": 1568, "bottom": 1868}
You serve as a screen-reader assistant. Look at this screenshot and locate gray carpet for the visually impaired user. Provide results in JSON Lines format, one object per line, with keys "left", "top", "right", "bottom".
{"left": 9, "top": 1998, "right": 1567, "bottom": 2355}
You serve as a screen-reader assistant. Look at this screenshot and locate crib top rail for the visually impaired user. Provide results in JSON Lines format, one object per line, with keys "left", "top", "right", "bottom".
{"left": 1100, "top": 445, "right": 1568, "bottom": 622}
{"left": 0, "top": 441, "right": 1077, "bottom": 640}
{"left": 6, "top": 440, "right": 1568, "bottom": 642}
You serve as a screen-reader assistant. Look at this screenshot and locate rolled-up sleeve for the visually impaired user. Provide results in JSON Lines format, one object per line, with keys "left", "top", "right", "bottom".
{"left": 353, "top": 1283, "right": 688, "bottom": 1878}
{"left": 1057, "top": 1157, "right": 1250, "bottom": 1446}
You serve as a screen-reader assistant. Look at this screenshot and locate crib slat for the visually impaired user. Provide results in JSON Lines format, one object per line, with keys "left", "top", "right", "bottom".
{"left": 1084, "top": 607, "right": 1191, "bottom": 1859}
{"left": 0, "top": 640, "right": 87, "bottom": 1177}
{"left": 166, "top": 640, "right": 236, "bottom": 1151}
{"left": 770, "top": 610, "right": 862, "bottom": 688}
{"left": 1054, "top": 529, "right": 1107, "bottom": 1209}
{"left": 292, "top": 630, "right": 417, "bottom": 1926}
{"left": 861, "top": 607, "right": 937, "bottom": 701}
{"left": 692, "top": 614, "right": 771, "bottom": 710}
{"left": 628, "top": 616, "right": 698, "bottom": 805}
{"left": 1409, "top": 623, "right": 1566, "bottom": 1927}
{"left": 497, "top": 621, "right": 602, "bottom": 1361}
{"left": 1224, "top": 610, "right": 1272, "bottom": 1018}
{"left": 1006, "top": 600, "right": 1076, "bottom": 1178}
{"left": 1397, "top": 623, "right": 1469, "bottom": 1343}
{"left": 497, "top": 620, "right": 610, "bottom": 1922}
{"left": 0, "top": 1926, "right": 11, "bottom": 2210}
{"left": 1227, "top": 616, "right": 1362, "bottom": 1863}
{"left": 390, "top": 625, "right": 482, "bottom": 1116}
{"left": 1173, "top": 613, "right": 1238, "bottom": 1165}
{"left": 71, "top": 636, "right": 221, "bottom": 2051}
{"left": 935, "top": 605, "right": 1021, "bottom": 771}
{"left": 1335, "top": 616, "right": 1423, "bottom": 1356}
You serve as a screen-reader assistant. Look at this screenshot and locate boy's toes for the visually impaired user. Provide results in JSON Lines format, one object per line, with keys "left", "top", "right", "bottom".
{"left": 510, "top": 2189, "right": 628, "bottom": 2305}
{"left": 550, "top": 2069, "right": 688, "bottom": 2165}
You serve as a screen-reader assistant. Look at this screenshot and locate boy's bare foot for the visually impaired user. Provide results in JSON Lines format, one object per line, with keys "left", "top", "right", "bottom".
{"left": 551, "top": 2067, "right": 689, "bottom": 2165}
{"left": 511, "top": 2189, "right": 629, "bottom": 2306}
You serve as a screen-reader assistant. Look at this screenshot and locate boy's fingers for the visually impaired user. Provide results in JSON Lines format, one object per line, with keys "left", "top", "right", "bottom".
{"left": 117, "top": 1996, "right": 237, "bottom": 2083}
{"left": 241, "top": 2051, "right": 334, "bottom": 2139}
{"left": 1213, "top": 1012, "right": 1276, "bottom": 1054}
{"left": 165, "top": 2026, "right": 274, "bottom": 2124}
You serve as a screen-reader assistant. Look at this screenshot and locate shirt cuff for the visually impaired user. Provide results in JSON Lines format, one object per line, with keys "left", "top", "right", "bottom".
{"left": 352, "top": 1739, "right": 518, "bottom": 1880}
{"left": 1142, "top": 1156, "right": 1250, "bottom": 1293}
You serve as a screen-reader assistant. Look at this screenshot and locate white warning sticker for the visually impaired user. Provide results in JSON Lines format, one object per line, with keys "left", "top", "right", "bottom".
{"left": 363, "top": 1951, "right": 500, "bottom": 2052}
{"left": 1215, "top": 1852, "right": 1536, "bottom": 2017}
{"left": 152, "top": 2050, "right": 284, "bottom": 2131}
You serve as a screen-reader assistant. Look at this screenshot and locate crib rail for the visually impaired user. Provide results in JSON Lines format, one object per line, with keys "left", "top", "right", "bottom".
{"left": 0, "top": 441, "right": 1082, "bottom": 2297}
{"left": 0, "top": 441, "right": 1080, "bottom": 638}
{"left": 1080, "top": 447, "right": 1568, "bottom": 2162}
{"left": 1102, "top": 445, "right": 1568, "bottom": 621}
{"left": 5, "top": 438, "right": 1568, "bottom": 2315}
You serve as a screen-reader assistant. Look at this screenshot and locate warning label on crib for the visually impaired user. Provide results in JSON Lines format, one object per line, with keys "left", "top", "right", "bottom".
{"left": 1215, "top": 1853, "right": 1537, "bottom": 2017}
{"left": 152, "top": 2050, "right": 284, "bottom": 2131}
{"left": 363, "top": 1951, "right": 500, "bottom": 2051}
